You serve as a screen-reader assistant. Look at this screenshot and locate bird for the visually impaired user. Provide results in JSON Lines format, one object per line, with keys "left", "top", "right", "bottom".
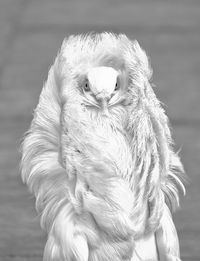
{"left": 21, "top": 32, "right": 185, "bottom": 261}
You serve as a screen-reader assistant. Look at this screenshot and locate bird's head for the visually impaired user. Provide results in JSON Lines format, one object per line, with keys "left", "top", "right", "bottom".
{"left": 82, "top": 66, "right": 122, "bottom": 115}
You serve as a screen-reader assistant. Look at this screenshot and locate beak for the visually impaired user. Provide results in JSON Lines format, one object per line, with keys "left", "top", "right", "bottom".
{"left": 98, "top": 97, "right": 109, "bottom": 116}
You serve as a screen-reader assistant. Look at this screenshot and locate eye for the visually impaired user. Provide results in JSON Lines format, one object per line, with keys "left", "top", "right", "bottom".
{"left": 83, "top": 80, "right": 90, "bottom": 92}
{"left": 114, "top": 80, "right": 120, "bottom": 91}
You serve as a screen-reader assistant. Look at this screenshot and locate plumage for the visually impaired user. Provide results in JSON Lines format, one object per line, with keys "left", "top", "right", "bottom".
{"left": 21, "top": 32, "right": 185, "bottom": 261}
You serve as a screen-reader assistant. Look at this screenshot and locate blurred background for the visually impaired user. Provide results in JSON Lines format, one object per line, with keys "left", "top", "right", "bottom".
{"left": 0, "top": 0, "right": 200, "bottom": 260}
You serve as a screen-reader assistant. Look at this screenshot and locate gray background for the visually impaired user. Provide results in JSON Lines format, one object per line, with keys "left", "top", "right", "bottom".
{"left": 0, "top": 0, "right": 200, "bottom": 260}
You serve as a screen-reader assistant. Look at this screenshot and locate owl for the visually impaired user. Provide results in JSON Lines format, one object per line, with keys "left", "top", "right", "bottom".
{"left": 21, "top": 33, "right": 185, "bottom": 261}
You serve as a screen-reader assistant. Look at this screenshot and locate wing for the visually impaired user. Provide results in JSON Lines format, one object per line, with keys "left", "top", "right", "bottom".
{"left": 21, "top": 52, "right": 90, "bottom": 261}
{"left": 124, "top": 40, "right": 185, "bottom": 260}
{"left": 155, "top": 204, "right": 181, "bottom": 261}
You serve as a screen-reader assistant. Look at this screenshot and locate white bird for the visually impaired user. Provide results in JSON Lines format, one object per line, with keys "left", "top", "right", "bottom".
{"left": 21, "top": 32, "right": 185, "bottom": 261}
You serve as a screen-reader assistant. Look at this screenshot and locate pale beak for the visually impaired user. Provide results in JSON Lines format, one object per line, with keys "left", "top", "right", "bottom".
{"left": 101, "top": 98, "right": 108, "bottom": 110}
{"left": 97, "top": 96, "right": 109, "bottom": 116}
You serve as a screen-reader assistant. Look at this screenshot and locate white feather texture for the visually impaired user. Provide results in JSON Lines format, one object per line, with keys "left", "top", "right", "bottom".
{"left": 21, "top": 33, "right": 185, "bottom": 261}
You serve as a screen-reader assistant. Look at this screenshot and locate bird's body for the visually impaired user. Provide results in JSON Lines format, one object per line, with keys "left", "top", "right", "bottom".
{"left": 21, "top": 33, "right": 184, "bottom": 261}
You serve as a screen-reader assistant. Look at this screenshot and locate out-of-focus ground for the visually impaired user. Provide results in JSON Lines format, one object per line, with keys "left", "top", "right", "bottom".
{"left": 0, "top": 0, "right": 200, "bottom": 260}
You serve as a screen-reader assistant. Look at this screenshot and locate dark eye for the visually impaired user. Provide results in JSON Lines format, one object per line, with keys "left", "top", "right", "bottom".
{"left": 84, "top": 81, "right": 90, "bottom": 92}
{"left": 114, "top": 80, "right": 120, "bottom": 91}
